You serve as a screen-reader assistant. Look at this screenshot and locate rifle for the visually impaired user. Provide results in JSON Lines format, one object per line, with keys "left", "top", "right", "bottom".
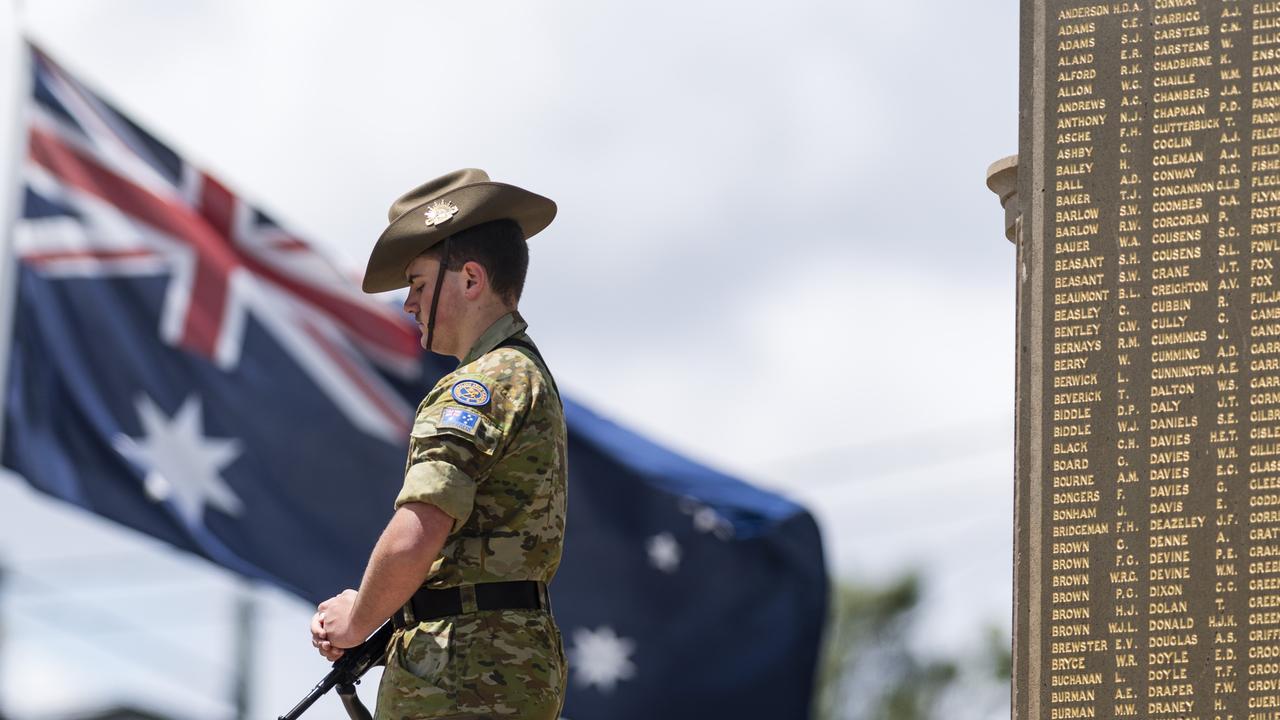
{"left": 279, "top": 621, "right": 395, "bottom": 720}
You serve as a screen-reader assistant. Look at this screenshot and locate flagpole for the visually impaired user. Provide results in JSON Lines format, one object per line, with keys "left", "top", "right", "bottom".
{"left": 0, "top": 557, "right": 8, "bottom": 720}
{"left": 233, "top": 581, "right": 258, "bottom": 720}
{"left": 0, "top": 0, "right": 30, "bottom": 460}
{"left": 0, "top": 9, "right": 28, "bottom": 709}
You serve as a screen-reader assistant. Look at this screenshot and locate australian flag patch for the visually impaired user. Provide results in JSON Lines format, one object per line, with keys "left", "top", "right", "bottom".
{"left": 439, "top": 406, "right": 481, "bottom": 435}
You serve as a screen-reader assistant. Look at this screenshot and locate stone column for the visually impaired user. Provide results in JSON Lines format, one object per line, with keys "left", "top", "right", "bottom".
{"left": 986, "top": 154, "right": 1019, "bottom": 244}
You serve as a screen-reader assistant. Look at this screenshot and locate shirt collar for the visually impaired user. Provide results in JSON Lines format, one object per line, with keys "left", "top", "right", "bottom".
{"left": 460, "top": 311, "right": 528, "bottom": 366}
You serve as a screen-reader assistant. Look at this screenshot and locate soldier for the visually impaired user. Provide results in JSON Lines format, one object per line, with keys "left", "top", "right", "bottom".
{"left": 310, "top": 169, "right": 568, "bottom": 719}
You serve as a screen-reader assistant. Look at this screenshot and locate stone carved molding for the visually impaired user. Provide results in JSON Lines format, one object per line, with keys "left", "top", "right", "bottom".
{"left": 986, "top": 154, "right": 1020, "bottom": 245}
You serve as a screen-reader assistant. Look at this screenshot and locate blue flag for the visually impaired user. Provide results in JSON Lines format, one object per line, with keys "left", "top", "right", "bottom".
{"left": 558, "top": 401, "right": 828, "bottom": 716}
{"left": 3, "top": 44, "right": 828, "bottom": 717}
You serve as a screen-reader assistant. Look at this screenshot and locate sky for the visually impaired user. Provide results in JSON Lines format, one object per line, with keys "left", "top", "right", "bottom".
{"left": 0, "top": 1, "right": 1020, "bottom": 718}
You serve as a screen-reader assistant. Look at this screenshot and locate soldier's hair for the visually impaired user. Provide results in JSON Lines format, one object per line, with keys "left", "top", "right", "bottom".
{"left": 423, "top": 219, "right": 530, "bottom": 305}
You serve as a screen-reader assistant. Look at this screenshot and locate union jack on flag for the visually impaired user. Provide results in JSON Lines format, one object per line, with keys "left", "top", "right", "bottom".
{"left": 4, "top": 44, "right": 430, "bottom": 597}
{"left": 20, "top": 45, "right": 421, "bottom": 440}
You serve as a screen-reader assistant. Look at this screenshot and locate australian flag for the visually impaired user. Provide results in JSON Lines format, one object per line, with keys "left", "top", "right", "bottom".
{"left": 3, "top": 44, "right": 828, "bottom": 718}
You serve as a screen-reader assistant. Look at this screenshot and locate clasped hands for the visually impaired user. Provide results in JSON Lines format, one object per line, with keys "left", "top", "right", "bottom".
{"left": 310, "top": 588, "right": 366, "bottom": 662}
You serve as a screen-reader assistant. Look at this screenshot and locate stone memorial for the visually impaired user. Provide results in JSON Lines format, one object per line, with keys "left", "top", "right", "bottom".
{"left": 996, "top": 2, "right": 1280, "bottom": 719}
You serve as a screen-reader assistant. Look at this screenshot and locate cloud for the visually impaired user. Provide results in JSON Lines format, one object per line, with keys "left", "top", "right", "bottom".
{"left": 546, "top": 250, "right": 1014, "bottom": 478}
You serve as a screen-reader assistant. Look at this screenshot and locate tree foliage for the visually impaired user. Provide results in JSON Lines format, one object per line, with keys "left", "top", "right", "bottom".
{"left": 814, "top": 575, "right": 1010, "bottom": 720}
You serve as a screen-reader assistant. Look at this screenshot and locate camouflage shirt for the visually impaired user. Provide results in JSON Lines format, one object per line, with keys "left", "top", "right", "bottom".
{"left": 376, "top": 311, "right": 568, "bottom": 719}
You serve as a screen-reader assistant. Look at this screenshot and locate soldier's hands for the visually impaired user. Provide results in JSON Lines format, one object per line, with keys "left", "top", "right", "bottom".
{"left": 312, "top": 589, "right": 360, "bottom": 661}
{"left": 310, "top": 608, "right": 343, "bottom": 662}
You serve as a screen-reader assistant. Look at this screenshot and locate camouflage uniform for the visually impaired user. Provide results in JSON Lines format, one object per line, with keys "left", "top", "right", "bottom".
{"left": 376, "top": 311, "right": 568, "bottom": 720}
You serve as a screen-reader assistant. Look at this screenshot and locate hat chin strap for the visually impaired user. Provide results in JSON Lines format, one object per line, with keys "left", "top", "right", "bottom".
{"left": 423, "top": 238, "right": 451, "bottom": 354}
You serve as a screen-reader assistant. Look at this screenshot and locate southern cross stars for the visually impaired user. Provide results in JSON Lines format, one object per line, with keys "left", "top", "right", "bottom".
{"left": 568, "top": 626, "right": 637, "bottom": 693}
{"left": 646, "top": 532, "right": 682, "bottom": 573}
{"left": 113, "top": 394, "right": 244, "bottom": 529}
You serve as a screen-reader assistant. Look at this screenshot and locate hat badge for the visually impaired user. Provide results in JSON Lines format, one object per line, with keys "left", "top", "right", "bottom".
{"left": 423, "top": 200, "right": 459, "bottom": 227}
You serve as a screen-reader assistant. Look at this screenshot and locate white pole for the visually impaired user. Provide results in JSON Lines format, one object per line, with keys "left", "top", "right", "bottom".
{"left": 0, "top": 556, "right": 7, "bottom": 720}
{"left": 0, "top": 1, "right": 30, "bottom": 459}
{"left": 0, "top": 16, "right": 29, "bottom": 713}
{"left": 233, "top": 582, "right": 258, "bottom": 720}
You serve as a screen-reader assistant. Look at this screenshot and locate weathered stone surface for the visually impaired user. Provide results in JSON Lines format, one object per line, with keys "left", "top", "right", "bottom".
{"left": 1012, "top": 3, "right": 1280, "bottom": 719}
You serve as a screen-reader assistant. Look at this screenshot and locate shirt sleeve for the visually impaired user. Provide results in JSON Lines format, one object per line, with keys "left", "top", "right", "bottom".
{"left": 395, "top": 371, "right": 523, "bottom": 532}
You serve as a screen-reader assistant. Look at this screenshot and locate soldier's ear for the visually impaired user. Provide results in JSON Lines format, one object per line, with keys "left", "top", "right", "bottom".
{"left": 461, "top": 260, "right": 487, "bottom": 298}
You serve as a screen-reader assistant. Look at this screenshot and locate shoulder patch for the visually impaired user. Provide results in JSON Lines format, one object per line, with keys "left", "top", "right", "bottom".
{"left": 451, "top": 379, "right": 491, "bottom": 407}
{"left": 439, "top": 406, "right": 481, "bottom": 434}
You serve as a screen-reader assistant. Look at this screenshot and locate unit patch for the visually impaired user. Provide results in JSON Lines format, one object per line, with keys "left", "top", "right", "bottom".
{"left": 440, "top": 407, "right": 481, "bottom": 434}
{"left": 451, "top": 379, "right": 491, "bottom": 407}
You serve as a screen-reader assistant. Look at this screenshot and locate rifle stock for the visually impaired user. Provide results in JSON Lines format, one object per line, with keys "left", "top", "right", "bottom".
{"left": 278, "top": 621, "right": 395, "bottom": 720}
